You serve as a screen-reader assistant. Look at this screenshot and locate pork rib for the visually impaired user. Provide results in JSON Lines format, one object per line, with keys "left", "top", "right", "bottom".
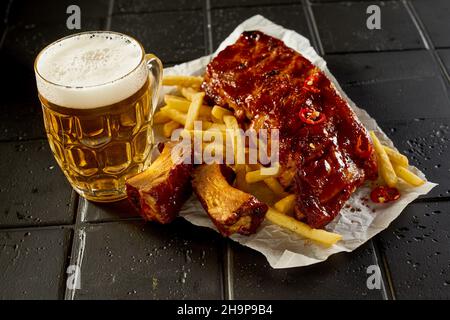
{"left": 202, "top": 31, "right": 378, "bottom": 228}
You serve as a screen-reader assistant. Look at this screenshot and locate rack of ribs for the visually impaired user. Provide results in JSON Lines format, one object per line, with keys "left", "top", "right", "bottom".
{"left": 202, "top": 31, "right": 378, "bottom": 228}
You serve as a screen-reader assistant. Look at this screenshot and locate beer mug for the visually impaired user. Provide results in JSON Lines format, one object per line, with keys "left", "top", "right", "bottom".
{"left": 34, "top": 31, "right": 162, "bottom": 202}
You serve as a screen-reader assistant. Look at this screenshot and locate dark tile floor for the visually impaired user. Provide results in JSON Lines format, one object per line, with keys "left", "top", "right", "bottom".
{"left": 0, "top": 0, "right": 449, "bottom": 300}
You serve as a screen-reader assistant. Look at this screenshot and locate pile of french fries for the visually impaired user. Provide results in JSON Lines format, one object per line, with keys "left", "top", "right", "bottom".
{"left": 369, "top": 131, "right": 425, "bottom": 188}
{"left": 156, "top": 75, "right": 425, "bottom": 247}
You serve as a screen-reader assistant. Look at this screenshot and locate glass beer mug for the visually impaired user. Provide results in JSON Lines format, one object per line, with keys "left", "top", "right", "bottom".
{"left": 34, "top": 31, "right": 162, "bottom": 202}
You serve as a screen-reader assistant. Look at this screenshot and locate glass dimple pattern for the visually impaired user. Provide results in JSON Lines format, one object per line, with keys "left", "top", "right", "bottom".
{"left": 41, "top": 86, "right": 152, "bottom": 201}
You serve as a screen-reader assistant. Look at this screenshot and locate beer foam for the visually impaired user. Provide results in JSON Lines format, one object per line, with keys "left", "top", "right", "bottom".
{"left": 35, "top": 32, "right": 148, "bottom": 109}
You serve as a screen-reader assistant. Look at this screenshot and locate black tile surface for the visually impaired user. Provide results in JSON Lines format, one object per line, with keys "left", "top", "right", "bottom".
{"left": 325, "top": 50, "right": 450, "bottom": 122}
{"left": 4, "top": 0, "right": 108, "bottom": 68}
{"left": 325, "top": 50, "right": 441, "bottom": 86}
{"left": 344, "top": 77, "right": 450, "bottom": 122}
{"left": 312, "top": 1, "right": 424, "bottom": 53}
{"left": 211, "top": 4, "right": 311, "bottom": 49}
{"left": 0, "top": 49, "right": 44, "bottom": 141}
{"left": 0, "top": 140, "right": 75, "bottom": 228}
{"left": 231, "top": 241, "right": 385, "bottom": 299}
{"left": 110, "top": 11, "right": 205, "bottom": 64}
{"left": 114, "top": 0, "right": 204, "bottom": 13}
{"left": 377, "top": 118, "right": 450, "bottom": 199}
{"left": 0, "top": 228, "right": 72, "bottom": 299}
{"left": 73, "top": 219, "right": 223, "bottom": 299}
{"left": 78, "top": 198, "right": 140, "bottom": 222}
{"left": 377, "top": 201, "right": 450, "bottom": 299}
{"left": 412, "top": 0, "right": 450, "bottom": 48}
{"left": 210, "top": 0, "right": 299, "bottom": 8}
{"left": 438, "top": 49, "right": 450, "bottom": 78}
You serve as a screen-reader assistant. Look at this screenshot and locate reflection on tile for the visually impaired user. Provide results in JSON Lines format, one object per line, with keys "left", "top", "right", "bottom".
{"left": 412, "top": 0, "right": 450, "bottom": 48}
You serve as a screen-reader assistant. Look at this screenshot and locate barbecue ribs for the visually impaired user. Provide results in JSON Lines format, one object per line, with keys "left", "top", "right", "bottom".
{"left": 202, "top": 31, "right": 378, "bottom": 228}
{"left": 192, "top": 164, "right": 268, "bottom": 236}
{"left": 126, "top": 142, "right": 192, "bottom": 224}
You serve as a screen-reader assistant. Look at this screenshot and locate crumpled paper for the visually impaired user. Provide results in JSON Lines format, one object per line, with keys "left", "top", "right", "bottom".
{"left": 157, "top": 15, "right": 436, "bottom": 268}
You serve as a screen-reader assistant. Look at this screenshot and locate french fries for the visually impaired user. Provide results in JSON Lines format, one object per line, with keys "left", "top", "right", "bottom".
{"left": 163, "top": 121, "right": 181, "bottom": 138}
{"left": 153, "top": 111, "right": 170, "bottom": 124}
{"left": 370, "top": 131, "right": 398, "bottom": 187}
{"left": 264, "top": 177, "right": 288, "bottom": 198}
{"left": 394, "top": 165, "right": 425, "bottom": 187}
{"left": 164, "top": 95, "right": 211, "bottom": 117}
{"left": 160, "top": 107, "right": 187, "bottom": 125}
{"left": 370, "top": 131, "right": 425, "bottom": 189}
{"left": 274, "top": 194, "right": 296, "bottom": 215}
{"left": 223, "top": 115, "right": 245, "bottom": 170}
{"left": 266, "top": 208, "right": 342, "bottom": 246}
{"left": 180, "top": 87, "right": 198, "bottom": 100}
{"left": 211, "top": 105, "right": 233, "bottom": 123}
{"left": 185, "top": 92, "right": 205, "bottom": 130}
{"left": 162, "top": 75, "right": 203, "bottom": 88}
{"left": 383, "top": 146, "right": 409, "bottom": 167}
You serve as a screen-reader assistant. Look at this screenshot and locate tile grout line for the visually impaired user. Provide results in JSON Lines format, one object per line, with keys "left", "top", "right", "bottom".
{"left": 105, "top": 0, "right": 115, "bottom": 30}
{"left": 303, "top": 0, "right": 324, "bottom": 56}
{"left": 205, "top": 0, "right": 214, "bottom": 54}
{"left": 403, "top": 0, "right": 450, "bottom": 88}
{"left": 225, "top": 241, "right": 234, "bottom": 300}
{"left": 63, "top": 191, "right": 81, "bottom": 300}
{"left": 370, "top": 240, "right": 395, "bottom": 300}
{"left": 373, "top": 239, "right": 397, "bottom": 300}
{"left": 204, "top": 0, "right": 232, "bottom": 300}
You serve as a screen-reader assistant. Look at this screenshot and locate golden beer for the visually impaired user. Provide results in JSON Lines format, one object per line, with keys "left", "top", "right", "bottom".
{"left": 35, "top": 32, "right": 162, "bottom": 202}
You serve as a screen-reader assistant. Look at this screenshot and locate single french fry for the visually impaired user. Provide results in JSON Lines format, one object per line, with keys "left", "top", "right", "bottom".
{"left": 266, "top": 208, "right": 342, "bottom": 246}
{"left": 223, "top": 115, "right": 245, "bottom": 169}
{"left": 274, "top": 194, "right": 296, "bottom": 215}
{"left": 185, "top": 92, "right": 205, "bottom": 130}
{"left": 164, "top": 95, "right": 211, "bottom": 117}
{"left": 370, "top": 131, "right": 398, "bottom": 187}
{"left": 163, "top": 121, "right": 181, "bottom": 138}
{"left": 394, "top": 165, "right": 425, "bottom": 187}
{"left": 383, "top": 146, "right": 409, "bottom": 167}
{"left": 180, "top": 87, "right": 198, "bottom": 100}
{"left": 260, "top": 163, "right": 280, "bottom": 176}
{"left": 246, "top": 168, "right": 280, "bottom": 184}
{"left": 162, "top": 75, "right": 203, "bottom": 88}
{"left": 211, "top": 105, "right": 233, "bottom": 123}
{"left": 264, "top": 177, "right": 288, "bottom": 198}
{"left": 153, "top": 111, "right": 171, "bottom": 124}
{"left": 208, "top": 123, "right": 227, "bottom": 131}
{"left": 160, "top": 107, "right": 186, "bottom": 125}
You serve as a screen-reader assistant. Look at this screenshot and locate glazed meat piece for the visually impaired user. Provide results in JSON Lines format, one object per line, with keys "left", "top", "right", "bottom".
{"left": 126, "top": 142, "right": 192, "bottom": 224}
{"left": 192, "top": 164, "right": 268, "bottom": 236}
{"left": 202, "top": 31, "right": 378, "bottom": 228}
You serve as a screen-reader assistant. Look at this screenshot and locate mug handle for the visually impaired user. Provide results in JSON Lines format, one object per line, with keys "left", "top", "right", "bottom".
{"left": 145, "top": 53, "right": 163, "bottom": 117}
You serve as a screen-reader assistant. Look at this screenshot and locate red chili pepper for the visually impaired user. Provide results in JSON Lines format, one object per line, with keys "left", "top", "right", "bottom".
{"left": 299, "top": 107, "right": 326, "bottom": 125}
{"left": 370, "top": 186, "right": 400, "bottom": 203}
{"left": 355, "top": 135, "right": 373, "bottom": 158}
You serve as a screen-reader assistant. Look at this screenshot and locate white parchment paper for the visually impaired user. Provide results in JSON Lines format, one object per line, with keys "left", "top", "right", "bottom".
{"left": 157, "top": 15, "right": 436, "bottom": 268}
